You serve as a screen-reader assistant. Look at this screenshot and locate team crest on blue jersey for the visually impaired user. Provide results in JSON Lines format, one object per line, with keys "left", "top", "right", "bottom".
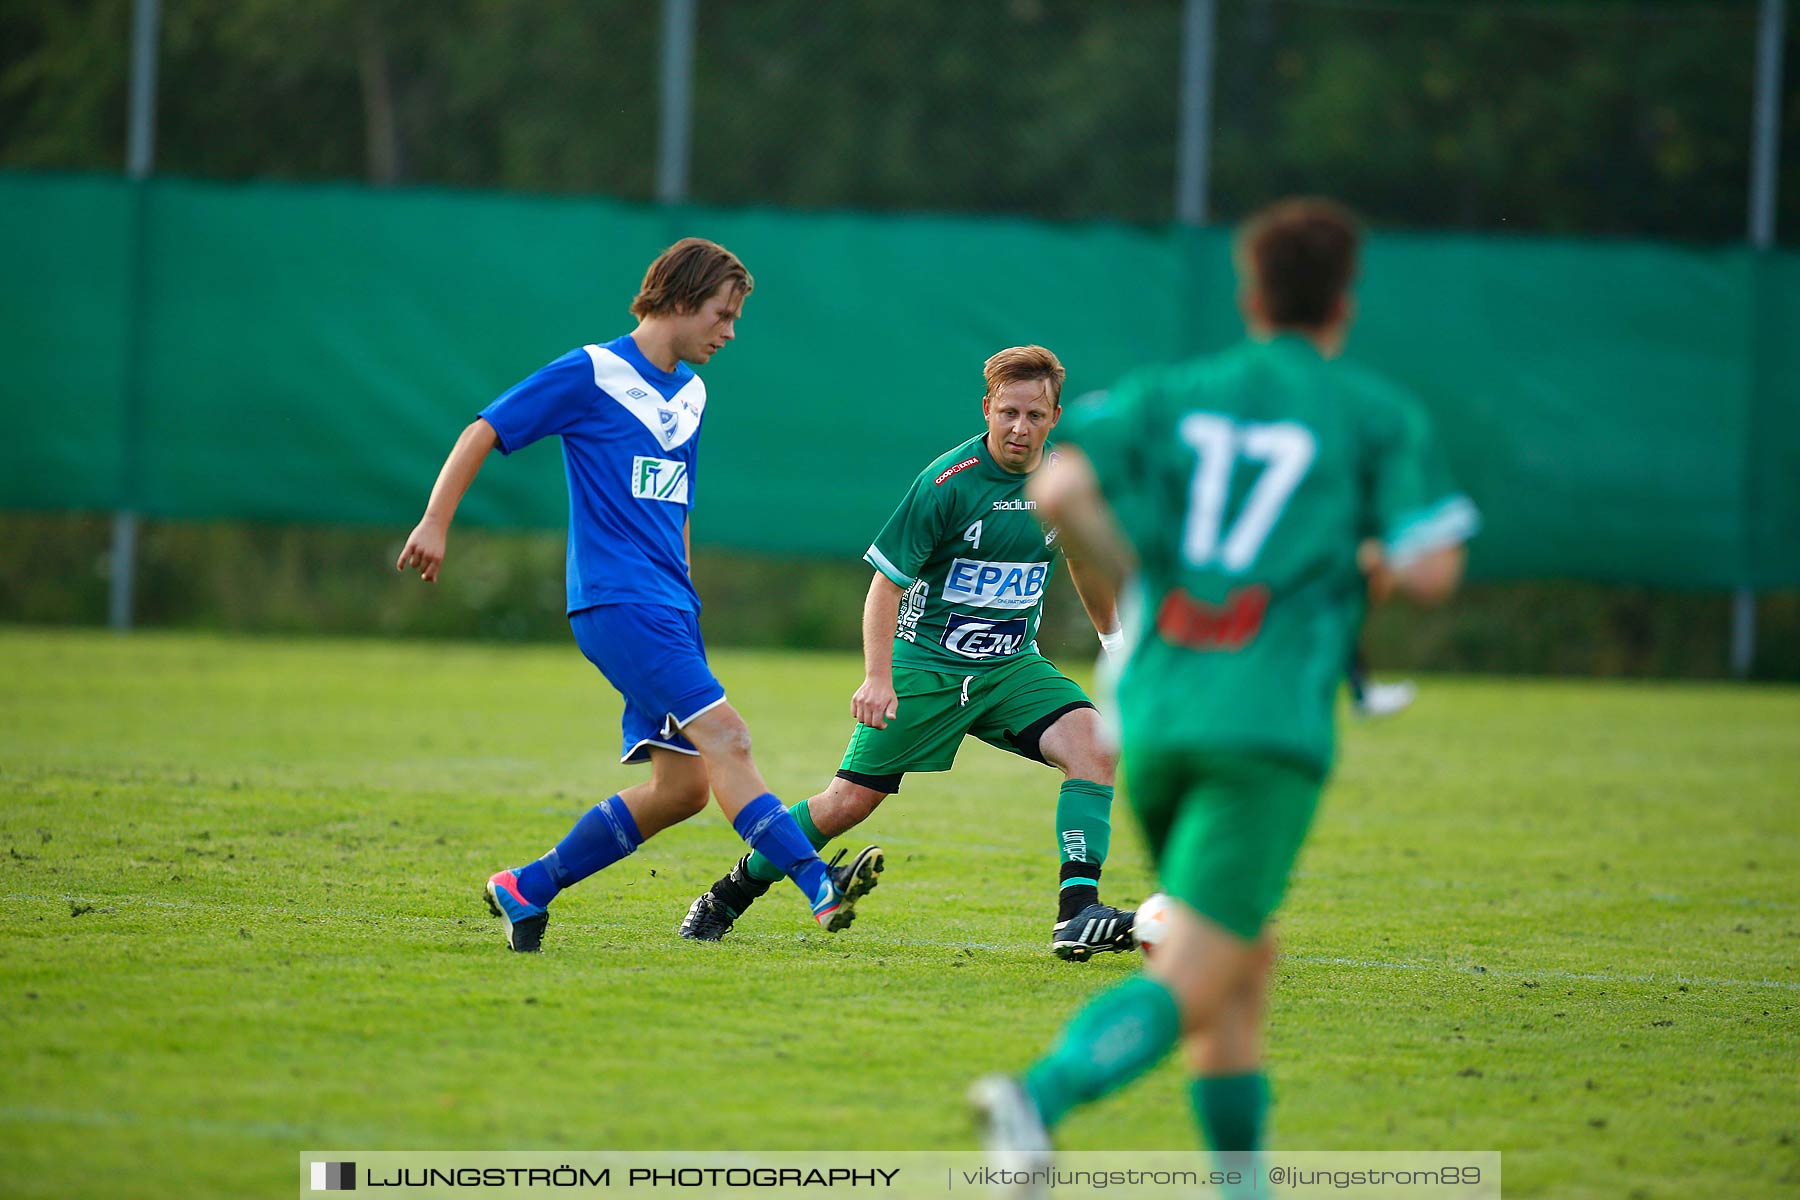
{"left": 584, "top": 343, "right": 707, "bottom": 451}
{"left": 631, "top": 456, "right": 690, "bottom": 503}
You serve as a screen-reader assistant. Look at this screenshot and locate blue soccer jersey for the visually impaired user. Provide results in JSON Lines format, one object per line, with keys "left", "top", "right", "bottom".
{"left": 479, "top": 333, "right": 706, "bottom": 614}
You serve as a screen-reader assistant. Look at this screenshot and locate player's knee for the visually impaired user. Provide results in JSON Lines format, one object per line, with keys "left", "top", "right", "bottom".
{"left": 1239, "top": 935, "right": 1277, "bottom": 1002}
{"left": 1044, "top": 710, "right": 1117, "bottom": 785}
{"left": 1058, "top": 742, "right": 1117, "bottom": 786}
{"left": 686, "top": 705, "right": 754, "bottom": 760}
{"left": 719, "top": 724, "right": 754, "bottom": 759}
{"left": 1089, "top": 741, "right": 1120, "bottom": 785}
{"left": 666, "top": 774, "right": 710, "bottom": 818}
{"left": 836, "top": 783, "right": 885, "bottom": 825}
{"left": 1147, "top": 917, "right": 1269, "bottom": 1036}
{"left": 811, "top": 780, "right": 885, "bottom": 836}
{"left": 1156, "top": 964, "right": 1228, "bottom": 1035}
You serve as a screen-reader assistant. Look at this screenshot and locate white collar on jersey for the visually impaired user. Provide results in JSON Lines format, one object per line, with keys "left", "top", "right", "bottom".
{"left": 582, "top": 344, "right": 707, "bottom": 451}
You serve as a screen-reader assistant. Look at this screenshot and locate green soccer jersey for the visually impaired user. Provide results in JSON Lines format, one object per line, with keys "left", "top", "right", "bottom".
{"left": 1060, "top": 334, "right": 1478, "bottom": 771}
{"left": 864, "top": 434, "right": 1062, "bottom": 672}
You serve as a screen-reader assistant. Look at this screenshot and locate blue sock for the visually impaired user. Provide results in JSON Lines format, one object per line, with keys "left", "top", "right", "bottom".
{"left": 514, "top": 795, "right": 642, "bottom": 907}
{"left": 731, "top": 793, "right": 830, "bottom": 904}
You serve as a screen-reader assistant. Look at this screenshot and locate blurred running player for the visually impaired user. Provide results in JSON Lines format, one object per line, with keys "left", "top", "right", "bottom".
{"left": 397, "top": 237, "right": 882, "bottom": 952}
{"left": 970, "top": 199, "right": 1477, "bottom": 1184}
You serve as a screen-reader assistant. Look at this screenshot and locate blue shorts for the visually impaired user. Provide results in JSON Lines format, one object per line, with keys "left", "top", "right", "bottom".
{"left": 570, "top": 604, "right": 727, "bottom": 765}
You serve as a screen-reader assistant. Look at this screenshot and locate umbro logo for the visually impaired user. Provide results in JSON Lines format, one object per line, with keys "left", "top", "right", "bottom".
{"left": 626, "top": 387, "right": 651, "bottom": 400}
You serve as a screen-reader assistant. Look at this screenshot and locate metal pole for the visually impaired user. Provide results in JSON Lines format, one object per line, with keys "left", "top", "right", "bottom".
{"left": 1733, "top": 0, "right": 1785, "bottom": 677}
{"left": 657, "top": 0, "right": 697, "bottom": 204}
{"left": 1730, "top": 591, "right": 1757, "bottom": 678}
{"left": 127, "top": 0, "right": 160, "bottom": 180}
{"left": 1175, "top": 0, "right": 1217, "bottom": 225}
{"left": 110, "top": 0, "right": 160, "bottom": 631}
{"left": 1748, "top": 0, "right": 1786, "bottom": 248}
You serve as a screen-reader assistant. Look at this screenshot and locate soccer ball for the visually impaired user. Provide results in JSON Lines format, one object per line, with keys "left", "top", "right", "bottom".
{"left": 1133, "top": 892, "right": 1175, "bottom": 954}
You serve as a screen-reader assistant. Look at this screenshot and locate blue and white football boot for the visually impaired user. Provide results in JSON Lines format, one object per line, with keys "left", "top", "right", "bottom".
{"left": 484, "top": 869, "right": 549, "bottom": 953}
{"left": 809, "top": 845, "right": 884, "bottom": 932}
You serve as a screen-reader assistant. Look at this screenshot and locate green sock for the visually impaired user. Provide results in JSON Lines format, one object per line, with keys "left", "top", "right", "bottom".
{"left": 1022, "top": 974, "right": 1180, "bottom": 1128}
{"left": 744, "top": 800, "right": 828, "bottom": 884}
{"left": 1190, "top": 1072, "right": 1269, "bottom": 1200}
{"left": 1190, "top": 1071, "right": 1270, "bottom": 1151}
{"left": 1056, "top": 779, "right": 1114, "bottom": 867}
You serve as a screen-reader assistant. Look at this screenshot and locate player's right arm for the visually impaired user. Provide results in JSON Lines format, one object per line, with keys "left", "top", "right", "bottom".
{"left": 855, "top": 464, "right": 950, "bottom": 729}
{"left": 397, "top": 418, "right": 499, "bottom": 583}
{"left": 851, "top": 573, "right": 903, "bottom": 729}
{"left": 399, "top": 349, "right": 591, "bottom": 583}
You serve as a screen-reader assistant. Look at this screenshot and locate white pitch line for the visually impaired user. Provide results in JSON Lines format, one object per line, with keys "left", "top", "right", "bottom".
{"left": 1281, "top": 953, "right": 1800, "bottom": 994}
{"left": 7, "top": 892, "right": 1796, "bottom": 993}
{"left": 0, "top": 1103, "right": 384, "bottom": 1146}
{"left": 731, "top": 933, "right": 1800, "bottom": 994}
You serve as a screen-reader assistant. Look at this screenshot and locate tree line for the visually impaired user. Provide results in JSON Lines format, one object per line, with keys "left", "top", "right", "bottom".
{"left": 3, "top": 0, "right": 1794, "bottom": 242}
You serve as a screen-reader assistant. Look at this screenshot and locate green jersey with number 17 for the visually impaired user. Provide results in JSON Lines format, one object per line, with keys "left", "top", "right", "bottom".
{"left": 1060, "top": 335, "right": 1479, "bottom": 772}
{"left": 864, "top": 434, "right": 1061, "bottom": 673}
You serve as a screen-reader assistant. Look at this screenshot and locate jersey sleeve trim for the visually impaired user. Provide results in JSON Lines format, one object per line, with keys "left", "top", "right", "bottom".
{"left": 864, "top": 544, "right": 916, "bottom": 588}
{"left": 1386, "top": 494, "right": 1481, "bottom": 567}
{"left": 481, "top": 413, "right": 520, "bottom": 456}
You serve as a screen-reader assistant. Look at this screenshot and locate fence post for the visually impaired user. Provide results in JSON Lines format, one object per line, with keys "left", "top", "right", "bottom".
{"left": 657, "top": 0, "right": 697, "bottom": 205}
{"left": 1175, "top": 0, "right": 1217, "bottom": 225}
{"left": 110, "top": 0, "right": 160, "bottom": 632}
{"left": 1734, "top": 0, "right": 1786, "bottom": 677}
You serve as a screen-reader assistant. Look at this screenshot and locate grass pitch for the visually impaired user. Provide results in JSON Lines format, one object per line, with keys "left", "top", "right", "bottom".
{"left": 1, "top": 628, "right": 1796, "bottom": 1198}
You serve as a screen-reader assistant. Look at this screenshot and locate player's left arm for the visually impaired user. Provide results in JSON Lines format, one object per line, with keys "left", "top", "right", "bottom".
{"left": 1363, "top": 390, "right": 1478, "bottom": 608}
{"left": 1359, "top": 538, "right": 1464, "bottom": 607}
{"left": 1028, "top": 446, "right": 1134, "bottom": 591}
{"left": 684, "top": 518, "right": 692, "bottom": 574}
{"left": 1062, "top": 542, "right": 1123, "bottom": 656}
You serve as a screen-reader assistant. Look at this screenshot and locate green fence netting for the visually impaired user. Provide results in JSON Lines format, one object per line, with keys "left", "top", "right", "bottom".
{"left": 2, "top": 172, "right": 1794, "bottom": 588}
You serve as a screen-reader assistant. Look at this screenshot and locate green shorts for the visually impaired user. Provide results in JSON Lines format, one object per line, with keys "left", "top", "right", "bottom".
{"left": 1126, "top": 747, "right": 1325, "bottom": 941}
{"left": 837, "top": 653, "right": 1093, "bottom": 792}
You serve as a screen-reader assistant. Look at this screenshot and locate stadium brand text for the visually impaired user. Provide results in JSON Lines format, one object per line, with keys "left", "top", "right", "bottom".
{"left": 991, "top": 499, "right": 1037, "bottom": 510}
{"left": 943, "top": 558, "right": 1048, "bottom": 610}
